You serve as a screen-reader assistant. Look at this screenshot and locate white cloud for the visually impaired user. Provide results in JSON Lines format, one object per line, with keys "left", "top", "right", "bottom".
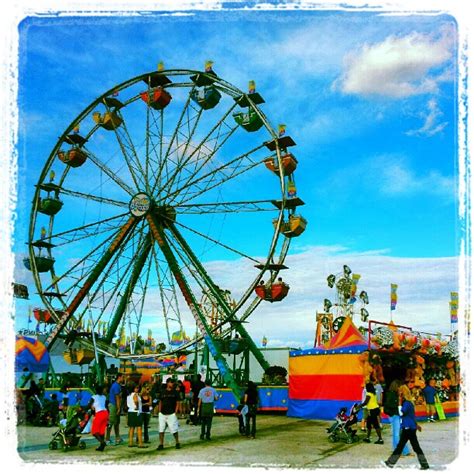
{"left": 336, "top": 30, "right": 454, "bottom": 98}
{"left": 405, "top": 98, "right": 448, "bottom": 137}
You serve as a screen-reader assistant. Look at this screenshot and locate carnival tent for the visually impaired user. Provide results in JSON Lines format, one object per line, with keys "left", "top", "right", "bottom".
{"left": 287, "top": 317, "right": 367, "bottom": 420}
{"left": 15, "top": 335, "right": 50, "bottom": 373}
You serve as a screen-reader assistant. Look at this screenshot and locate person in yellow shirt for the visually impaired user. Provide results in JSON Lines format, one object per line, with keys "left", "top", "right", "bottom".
{"left": 359, "top": 382, "right": 384, "bottom": 444}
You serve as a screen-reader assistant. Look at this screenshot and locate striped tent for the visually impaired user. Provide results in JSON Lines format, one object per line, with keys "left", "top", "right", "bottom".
{"left": 288, "top": 317, "right": 367, "bottom": 420}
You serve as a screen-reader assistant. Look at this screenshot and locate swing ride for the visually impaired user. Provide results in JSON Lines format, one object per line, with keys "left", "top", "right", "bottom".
{"left": 24, "top": 63, "right": 307, "bottom": 399}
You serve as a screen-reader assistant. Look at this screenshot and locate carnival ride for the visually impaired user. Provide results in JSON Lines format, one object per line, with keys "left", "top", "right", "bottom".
{"left": 314, "top": 265, "right": 369, "bottom": 346}
{"left": 24, "top": 63, "right": 306, "bottom": 399}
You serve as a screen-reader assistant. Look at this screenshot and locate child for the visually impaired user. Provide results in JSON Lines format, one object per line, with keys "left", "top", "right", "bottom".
{"left": 422, "top": 379, "right": 437, "bottom": 422}
{"left": 236, "top": 397, "right": 248, "bottom": 435}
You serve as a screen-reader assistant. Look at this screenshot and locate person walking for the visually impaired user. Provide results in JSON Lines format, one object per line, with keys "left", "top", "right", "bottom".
{"left": 140, "top": 384, "right": 152, "bottom": 444}
{"left": 157, "top": 378, "right": 181, "bottom": 450}
{"left": 88, "top": 385, "right": 109, "bottom": 452}
{"left": 197, "top": 379, "right": 218, "bottom": 441}
{"left": 126, "top": 384, "right": 147, "bottom": 448}
{"left": 383, "top": 380, "right": 410, "bottom": 456}
{"left": 105, "top": 373, "right": 124, "bottom": 445}
{"left": 384, "top": 384, "right": 429, "bottom": 469}
{"left": 360, "top": 382, "right": 384, "bottom": 444}
{"left": 244, "top": 381, "right": 259, "bottom": 439}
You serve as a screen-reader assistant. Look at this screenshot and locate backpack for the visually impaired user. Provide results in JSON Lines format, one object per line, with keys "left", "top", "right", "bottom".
{"left": 383, "top": 391, "right": 399, "bottom": 417}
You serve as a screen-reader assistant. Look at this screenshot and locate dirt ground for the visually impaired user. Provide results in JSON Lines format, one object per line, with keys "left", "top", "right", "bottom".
{"left": 14, "top": 414, "right": 460, "bottom": 470}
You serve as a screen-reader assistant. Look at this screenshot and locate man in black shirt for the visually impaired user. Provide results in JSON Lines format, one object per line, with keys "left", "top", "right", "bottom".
{"left": 157, "top": 378, "right": 181, "bottom": 450}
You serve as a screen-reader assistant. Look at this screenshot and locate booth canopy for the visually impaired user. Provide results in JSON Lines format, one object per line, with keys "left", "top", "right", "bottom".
{"left": 15, "top": 335, "right": 50, "bottom": 373}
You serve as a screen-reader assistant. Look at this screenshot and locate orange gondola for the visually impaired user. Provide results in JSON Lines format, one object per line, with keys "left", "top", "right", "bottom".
{"left": 264, "top": 152, "right": 298, "bottom": 176}
{"left": 57, "top": 148, "right": 88, "bottom": 168}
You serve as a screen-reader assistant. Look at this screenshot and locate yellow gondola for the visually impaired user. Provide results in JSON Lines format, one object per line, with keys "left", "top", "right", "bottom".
{"left": 273, "top": 214, "right": 307, "bottom": 237}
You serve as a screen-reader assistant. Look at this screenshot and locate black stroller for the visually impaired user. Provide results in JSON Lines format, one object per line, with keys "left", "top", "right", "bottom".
{"left": 327, "top": 404, "right": 361, "bottom": 444}
{"left": 48, "top": 405, "right": 87, "bottom": 451}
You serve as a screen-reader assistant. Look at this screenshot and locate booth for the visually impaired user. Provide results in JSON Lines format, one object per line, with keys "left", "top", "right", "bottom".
{"left": 287, "top": 317, "right": 459, "bottom": 421}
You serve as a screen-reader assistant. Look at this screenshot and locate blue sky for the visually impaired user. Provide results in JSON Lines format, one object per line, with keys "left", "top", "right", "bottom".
{"left": 12, "top": 7, "right": 460, "bottom": 348}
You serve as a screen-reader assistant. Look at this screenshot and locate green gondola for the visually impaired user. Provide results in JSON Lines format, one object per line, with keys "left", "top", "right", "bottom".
{"left": 23, "top": 255, "right": 55, "bottom": 273}
{"left": 191, "top": 86, "right": 221, "bottom": 110}
{"left": 38, "top": 197, "right": 63, "bottom": 216}
{"left": 233, "top": 109, "right": 264, "bottom": 132}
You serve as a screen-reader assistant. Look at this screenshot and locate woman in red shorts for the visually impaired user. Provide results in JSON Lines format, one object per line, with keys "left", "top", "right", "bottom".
{"left": 89, "top": 385, "right": 109, "bottom": 451}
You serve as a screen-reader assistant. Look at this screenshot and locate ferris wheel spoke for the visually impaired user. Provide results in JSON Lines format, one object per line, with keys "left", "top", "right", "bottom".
{"left": 44, "top": 216, "right": 139, "bottom": 349}
{"left": 175, "top": 199, "right": 276, "bottom": 215}
{"left": 47, "top": 212, "right": 130, "bottom": 247}
{"left": 159, "top": 106, "right": 204, "bottom": 199}
{"left": 150, "top": 87, "right": 198, "bottom": 197}
{"left": 159, "top": 102, "right": 239, "bottom": 200}
{"left": 112, "top": 110, "right": 148, "bottom": 191}
{"left": 173, "top": 219, "right": 261, "bottom": 264}
{"left": 167, "top": 143, "right": 265, "bottom": 206}
{"left": 58, "top": 187, "right": 129, "bottom": 209}
{"left": 83, "top": 147, "right": 136, "bottom": 196}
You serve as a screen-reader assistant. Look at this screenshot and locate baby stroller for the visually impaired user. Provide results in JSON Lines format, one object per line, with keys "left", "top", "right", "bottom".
{"left": 327, "top": 404, "right": 360, "bottom": 444}
{"left": 48, "top": 405, "right": 87, "bottom": 451}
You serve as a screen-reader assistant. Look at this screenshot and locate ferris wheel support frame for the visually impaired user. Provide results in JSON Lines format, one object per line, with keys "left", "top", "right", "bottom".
{"left": 146, "top": 212, "right": 243, "bottom": 399}
{"left": 166, "top": 221, "right": 270, "bottom": 373}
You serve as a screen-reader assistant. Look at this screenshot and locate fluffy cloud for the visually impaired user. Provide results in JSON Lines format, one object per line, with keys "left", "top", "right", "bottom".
{"left": 336, "top": 30, "right": 454, "bottom": 98}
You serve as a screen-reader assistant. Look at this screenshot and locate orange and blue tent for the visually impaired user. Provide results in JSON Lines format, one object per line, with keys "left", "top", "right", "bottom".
{"left": 288, "top": 317, "right": 367, "bottom": 420}
{"left": 15, "top": 335, "right": 50, "bottom": 373}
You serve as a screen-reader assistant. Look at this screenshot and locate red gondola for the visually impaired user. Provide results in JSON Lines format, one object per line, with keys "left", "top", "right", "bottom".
{"left": 33, "top": 308, "right": 54, "bottom": 324}
{"left": 255, "top": 282, "right": 290, "bottom": 302}
{"left": 140, "top": 87, "right": 172, "bottom": 110}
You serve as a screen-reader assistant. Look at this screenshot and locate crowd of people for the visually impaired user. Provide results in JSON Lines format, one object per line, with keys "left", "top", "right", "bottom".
{"left": 353, "top": 379, "right": 434, "bottom": 470}
{"left": 16, "top": 371, "right": 262, "bottom": 453}
{"left": 17, "top": 367, "right": 440, "bottom": 468}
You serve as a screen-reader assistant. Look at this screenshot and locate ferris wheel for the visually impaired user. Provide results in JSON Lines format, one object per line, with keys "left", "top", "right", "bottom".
{"left": 24, "top": 64, "right": 306, "bottom": 392}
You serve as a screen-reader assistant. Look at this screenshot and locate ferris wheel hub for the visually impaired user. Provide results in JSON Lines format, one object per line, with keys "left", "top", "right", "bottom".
{"left": 129, "top": 192, "right": 152, "bottom": 217}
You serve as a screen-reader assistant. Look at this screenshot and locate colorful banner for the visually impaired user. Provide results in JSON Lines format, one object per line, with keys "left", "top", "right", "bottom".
{"left": 390, "top": 283, "right": 398, "bottom": 310}
{"left": 450, "top": 292, "right": 458, "bottom": 323}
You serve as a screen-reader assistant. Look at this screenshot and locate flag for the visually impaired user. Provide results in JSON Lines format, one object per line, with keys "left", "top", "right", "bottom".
{"left": 390, "top": 284, "right": 398, "bottom": 310}
{"left": 249, "top": 80, "right": 256, "bottom": 94}
{"left": 287, "top": 181, "right": 296, "bottom": 197}
{"left": 351, "top": 273, "right": 361, "bottom": 297}
{"left": 450, "top": 292, "right": 458, "bottom": 323}
{"left": 278, "top": 124, "right": 286, "bottom": 137}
